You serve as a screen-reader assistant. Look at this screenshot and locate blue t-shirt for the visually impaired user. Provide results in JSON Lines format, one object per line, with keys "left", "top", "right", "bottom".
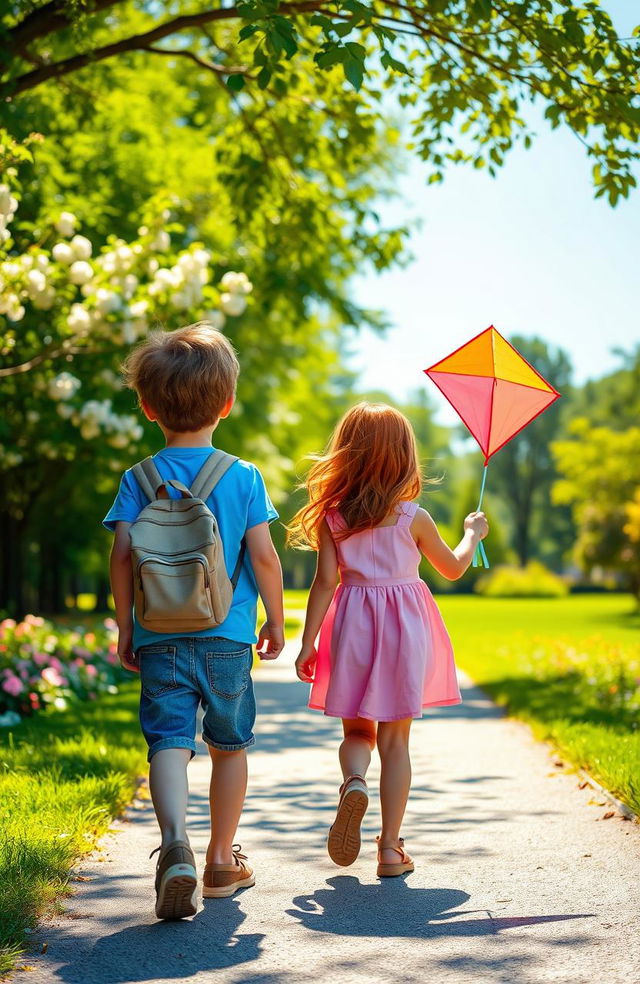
{"left": 103, "top": 446, "right": 278, "bottom": 650}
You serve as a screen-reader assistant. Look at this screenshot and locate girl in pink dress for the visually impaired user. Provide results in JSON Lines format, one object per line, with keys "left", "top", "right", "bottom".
{"left": 287, "top": 403, "right": 488, "bottom": 877}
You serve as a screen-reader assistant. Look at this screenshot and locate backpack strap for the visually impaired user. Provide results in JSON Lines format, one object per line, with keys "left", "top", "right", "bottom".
{"left": 190, "top": 450, "right": 239, "bottom": 501}
{"left": 131, "top": 457, "right": 165, "bottom": 502}
{"left": 192, "top": 451, "right": 246, "bottom": 591}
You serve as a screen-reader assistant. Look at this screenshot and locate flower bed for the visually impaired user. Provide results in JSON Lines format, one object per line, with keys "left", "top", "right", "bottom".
{"left": 0, "top": 616, "right": 124, "bottom": 725}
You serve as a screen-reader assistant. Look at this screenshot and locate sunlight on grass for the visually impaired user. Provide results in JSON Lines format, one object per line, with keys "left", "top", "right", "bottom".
{"left": 0, "top": 683, "right": 146, "bottom": 974}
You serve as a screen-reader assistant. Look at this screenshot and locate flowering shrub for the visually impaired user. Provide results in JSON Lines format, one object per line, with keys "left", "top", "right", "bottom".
{"left": 0, "top": 615, "right": 124, "bottom": 726}
{"left": 0, "top": 130, "right": 253, "bottom": 470}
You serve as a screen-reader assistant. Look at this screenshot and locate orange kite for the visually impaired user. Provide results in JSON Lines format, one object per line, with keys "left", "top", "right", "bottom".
{"left": 424, "top": 325, "right": 561, "bottom": 566}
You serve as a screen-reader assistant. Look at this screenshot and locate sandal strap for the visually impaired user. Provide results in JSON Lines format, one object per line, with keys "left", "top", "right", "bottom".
{"left": 376, "top": 836, "right": 410, "bottom": 862}
{"left": 339, "top": 774, "right": 367, "bottom": 795}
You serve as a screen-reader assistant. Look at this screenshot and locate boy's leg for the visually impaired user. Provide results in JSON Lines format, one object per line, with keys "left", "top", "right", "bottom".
{"left": 377, "top": 718, "right": 413, "bottom": 864}
{"left": 149, "top": 747, "right": 193, "bottom": 848}
{"left": 206, "top": 746, "right": 248, "bottom": 864}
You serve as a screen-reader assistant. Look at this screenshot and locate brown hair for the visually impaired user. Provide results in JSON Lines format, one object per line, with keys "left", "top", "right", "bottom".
{"left": 287, "top": 402, "right": 423, "bottom": 549}
{"left": 123, "top": 322, "right": 239, "bottom": 432}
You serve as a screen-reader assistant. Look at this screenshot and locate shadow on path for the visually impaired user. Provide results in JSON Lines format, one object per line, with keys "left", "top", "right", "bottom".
{"left": 53, "top": 896, "right": 263, "bottom": 984}
{"left": 287, "top": 875, "right": 593, "bottom": 940}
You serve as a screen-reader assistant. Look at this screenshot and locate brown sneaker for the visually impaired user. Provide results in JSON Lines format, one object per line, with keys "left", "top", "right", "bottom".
{"left": 203, "top": 844, "right": 255, "bottom": 899}
{"left": 152, "top": 840, "right": 198, "bottom": 920}
{"left": 327, "top": 774, "right": 369, "bottom": 867}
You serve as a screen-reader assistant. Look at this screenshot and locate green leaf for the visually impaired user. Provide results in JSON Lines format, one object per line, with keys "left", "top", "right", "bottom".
{"left": 343, "top": 55, "right": 364, "bottom": 91}
{"left": 226, "top": 74, "right": 246, "bottom": 91}
{"left": 257, "top": 66, "right": 272, "bottom": 89}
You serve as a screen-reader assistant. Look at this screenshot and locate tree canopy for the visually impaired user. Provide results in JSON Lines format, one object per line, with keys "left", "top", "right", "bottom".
{"left": 2, "top": 1, "right": 639, "bottom": 203}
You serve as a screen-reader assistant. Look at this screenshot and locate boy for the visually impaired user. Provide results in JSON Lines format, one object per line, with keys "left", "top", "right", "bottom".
{"left": 103, "top": 322, "right": 284, "bottom": 919}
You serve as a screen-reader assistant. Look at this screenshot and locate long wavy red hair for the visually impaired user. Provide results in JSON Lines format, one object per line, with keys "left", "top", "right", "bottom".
{"left": 287, "top": 402, "right": 423, "bottom": 549}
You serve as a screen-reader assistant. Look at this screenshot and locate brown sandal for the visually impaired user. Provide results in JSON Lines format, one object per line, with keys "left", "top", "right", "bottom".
{"left": 327, "top": 774, "right": 369, "bottom": 867}
{"left": 376, "top": 836, "right": 415, "bottom": 878}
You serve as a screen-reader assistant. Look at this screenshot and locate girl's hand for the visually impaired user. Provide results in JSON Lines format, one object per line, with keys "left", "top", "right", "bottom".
{"left": 295, "top": 646, "right": 317, "bottom": 683}
{"left": 257, "top": 621, "right": 285, "bottom": 660}
{"left": 464, "top": 511, "right": 489, "bottom": 540}
{"left": 117, "top": 630, "right": 139, "bottom": 673}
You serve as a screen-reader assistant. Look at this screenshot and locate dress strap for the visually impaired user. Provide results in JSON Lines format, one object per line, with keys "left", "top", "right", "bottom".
{"left": 396, "top": 501, "right": 419, "bottom": 527}
{"left": 324, "top": 508, "right": 347, "bottom": 534}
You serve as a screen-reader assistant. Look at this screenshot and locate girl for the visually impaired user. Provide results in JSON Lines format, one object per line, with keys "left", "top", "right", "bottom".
{"left": 287, "top": 403, "right": 488, "bottom": 877}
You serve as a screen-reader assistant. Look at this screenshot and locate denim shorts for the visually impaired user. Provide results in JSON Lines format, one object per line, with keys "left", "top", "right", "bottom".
{"left": 136, "top": 636, "right": 255, "bottom": 761}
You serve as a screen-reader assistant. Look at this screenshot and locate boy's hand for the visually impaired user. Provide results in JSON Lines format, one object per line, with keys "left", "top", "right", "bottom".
{"left": 295, "top": 646, "right": 317, "bottom": 683}
{"left": 464, "top": 511, "right": 489, "bottom": 540}
{"left": 117, "top": 630, "right": 139, "bottom": 673}
{"left": 257, "top": 621, "right": 284, "bottom": 660}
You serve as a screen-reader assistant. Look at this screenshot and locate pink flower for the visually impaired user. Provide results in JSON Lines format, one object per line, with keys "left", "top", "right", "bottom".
{"left": 33, "top": 652, "right": 48, "bottom": 667}
{"left": 85, "top": 664, "right": 98, "bottom": 679}
{"left": 2, "top": 674, "right": 25, "bottom": 697}
{"left": 41, "top": 667, "right": 65, "bottom": 687}
{"left": 103, "top": 618, "right": 117, "bottom": 631}
{"left": 24, "top": 615, "right": 45, "bottom": 627}
{"left": 49, "top": 656, "right": 63, "bottom": 671}
{"left": 1, "top": 619, "right": 16, "bottom": 630}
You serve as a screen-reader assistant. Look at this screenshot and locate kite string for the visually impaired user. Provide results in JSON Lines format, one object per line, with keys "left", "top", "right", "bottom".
{"left": 472, "top": 463, "right": 490, "bottom": 569}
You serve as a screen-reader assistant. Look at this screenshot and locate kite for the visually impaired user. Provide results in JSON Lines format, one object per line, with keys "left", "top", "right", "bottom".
{"left": 424, "top": 325, "right": 561, "bottom": 568}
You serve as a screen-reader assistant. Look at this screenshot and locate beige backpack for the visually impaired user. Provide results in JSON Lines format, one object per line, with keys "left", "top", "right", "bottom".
{"left": 129, "top": 451, "right": 245, "bottom": 633}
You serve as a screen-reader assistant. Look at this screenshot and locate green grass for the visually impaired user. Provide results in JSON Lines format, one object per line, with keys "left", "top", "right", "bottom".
{"left": 0, "top": 683, "right": 146, "bottom": 975}
{"left": 438, "top": 594, "right": 640, "bottom": 813}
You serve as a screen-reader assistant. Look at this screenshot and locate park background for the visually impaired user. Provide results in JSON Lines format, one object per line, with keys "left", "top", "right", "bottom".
{"left": 1, "top": 0, "right": 639, "bottom": 976}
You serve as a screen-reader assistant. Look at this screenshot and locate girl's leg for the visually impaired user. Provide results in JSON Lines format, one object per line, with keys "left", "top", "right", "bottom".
{"left": 206, "top": 747, "right": 248, "bottom": 865}
{"left": 339, "top": 717, "right": 377, "bottom": 780}
{"left": 149, "top": 747, "right": 192, "bottom": 848}
{"left": 377, "top": 718, "right": 413, "bottom": 863}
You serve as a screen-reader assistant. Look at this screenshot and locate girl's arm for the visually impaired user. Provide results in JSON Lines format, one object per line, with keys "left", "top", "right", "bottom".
{"left": 411, "top": 508, "right": 488, "bottom": 580}
{"left": 109, "top": 521, "right": 138, "bottom": 672}
{"left": 295, "top": 520, "right": 338, "bottom": 682}
{"left": 245, "top": 521, "right": 285, "bottom": 660}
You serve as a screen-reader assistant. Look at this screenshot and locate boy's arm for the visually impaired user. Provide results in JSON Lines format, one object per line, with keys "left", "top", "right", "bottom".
{"left": 109, "top": 521, "right": 138, "bottom": 672}
{"left": 295, "top": 521, "right": 338, "bottom": 682}
{"left": 245, "top": 522, "right": 285, "bottom": 661}
{"left": 411, "top": 507, "right": 488, "bottom": 580}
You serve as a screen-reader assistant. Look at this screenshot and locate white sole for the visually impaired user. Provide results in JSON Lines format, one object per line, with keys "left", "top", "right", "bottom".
{"left": 202, "top": 873, "right": 256, "bottom": 898}
{"left": 155, "top": 863, "right": 198, "bottom": 920}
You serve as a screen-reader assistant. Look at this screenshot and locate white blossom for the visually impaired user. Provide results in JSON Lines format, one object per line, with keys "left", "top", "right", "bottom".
{"left": 115, "top": 244, "right": 134, "bottom": 271}
{"left": 55, "top": 212, "right": 78, "bottom": 237}
{"left": 0, "top": 185, "right": 12, "bottom": 215}
{"left": 220, "top": 271, "right": 253, "bottom": 295}
{"left": 31, "top": 287, "right": 56, "bottom": 310}
{"left": 56, "top": 403, "right": 75, "bottom": 420}
{"left": 220, "top": 292, "right": 247, "bottom": 317}
{"left": 67, "top": 303, "right": 91, "bottom": 332}
{"left": 94, "top": 288, "right": 122, "bottom": 315}
{"left": 69, "top": 260, "right": 94, "bottom": 285}
{"left": 70, "top": 235, "right": 92, "bottom": 260}
{"left": 152, "top": 230, "right": 170, "bottom": 252}
{"left": 26, "top": 269, "right": 47, "bottom": 295}
{"left": 52, "top": 242, "right": 75, "bottom": 265}
{"left": 48, "top": 372, "right": 81, "bottom": 401}
{"left": 204, "top": 310, "right": 226, "bottom": 330}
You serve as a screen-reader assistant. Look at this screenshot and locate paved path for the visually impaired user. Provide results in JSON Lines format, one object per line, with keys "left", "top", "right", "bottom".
{"left": 22, "top": 641, "right": 640, "bottom": 984}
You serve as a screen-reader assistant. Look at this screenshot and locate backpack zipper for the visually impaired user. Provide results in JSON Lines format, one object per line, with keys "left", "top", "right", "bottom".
{"left": 137, "top": 555, "right": 210, "bottom": 588}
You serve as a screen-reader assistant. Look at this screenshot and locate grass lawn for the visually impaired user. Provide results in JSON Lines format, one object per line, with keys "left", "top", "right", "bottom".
{"left": 437, "top": 594, "right": 640, "bottom": 814}
{"left": 0, "top": 682, "right": 146, "bottom": 975}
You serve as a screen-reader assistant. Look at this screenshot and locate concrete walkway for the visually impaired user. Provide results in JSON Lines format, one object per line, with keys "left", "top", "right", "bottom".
{"left": 23, "top": 641, "right": 640, "bottom": 984}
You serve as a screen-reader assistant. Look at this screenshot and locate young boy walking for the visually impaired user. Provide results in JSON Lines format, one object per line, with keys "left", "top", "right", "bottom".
{"left": 103, "top": 322, "right": 284, "bottom": 919}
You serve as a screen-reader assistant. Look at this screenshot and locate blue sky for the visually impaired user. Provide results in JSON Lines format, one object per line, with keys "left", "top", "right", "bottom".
{"left": 350, "top": 2, "right": 639, "bottom": 421}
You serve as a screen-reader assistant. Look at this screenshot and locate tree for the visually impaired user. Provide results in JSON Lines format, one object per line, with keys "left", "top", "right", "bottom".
{"left": 2, "top": 1, "right": 639, "bottom": 203}
{"left": 480, "top": 337, "right": 573, "bottom": 566}
{"left": 552, "top": 419, "right": 640, "bottom": 599}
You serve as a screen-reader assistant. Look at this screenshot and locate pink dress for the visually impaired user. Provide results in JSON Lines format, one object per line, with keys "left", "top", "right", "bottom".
{"left": 309, "top": 501, "right": 461, "bottom": 721}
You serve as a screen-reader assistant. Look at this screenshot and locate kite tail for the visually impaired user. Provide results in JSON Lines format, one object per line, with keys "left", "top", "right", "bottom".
{"left": 472, "top": 463, "right": 490, "bottom": 569}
